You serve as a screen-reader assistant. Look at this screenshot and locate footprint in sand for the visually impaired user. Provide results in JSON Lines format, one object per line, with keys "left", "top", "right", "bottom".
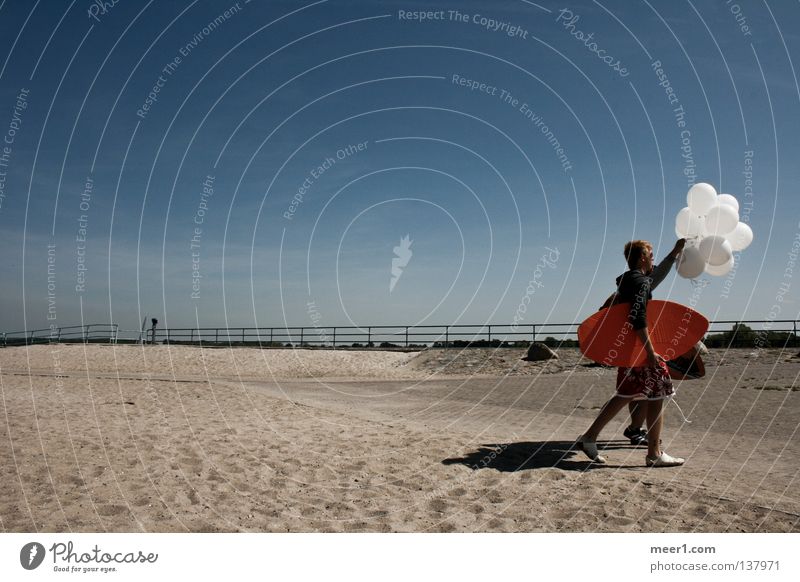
{"left": 96, "top": 504, "right": 127, "bottom": 517}
{"left": 469, "top": 503, "right": 485, "bottom": 515}
{"left": 604, "top": 515, "right": 636, "bottom": 528}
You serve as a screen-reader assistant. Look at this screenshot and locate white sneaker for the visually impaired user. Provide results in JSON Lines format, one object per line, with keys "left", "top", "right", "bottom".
{"left": 646, "top": 452, "right": 685, "bottom": 467}
{"left": 576, "top": 435, "right": 607, "bottom": 463}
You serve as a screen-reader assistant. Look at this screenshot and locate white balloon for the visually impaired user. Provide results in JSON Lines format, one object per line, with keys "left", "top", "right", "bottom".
{"left": 687, "top": 182, "right": 717, "bottom": 215}
{"left": 718, "top": 193, "right": 740, "bottom": 212}
{"left": 699, "top": 235, "right": 733, "bottom": 266}
{"left": 675, "top": 206, "right": 705, "bottom": 238}
{"left": 705, "top": 203, "right": 739, "bottom": 236}
{"left": 697, "top": 215, "right": 711, "bottom": 237}
{"left": 675, "top": 207, "right": 692, "bottom": 236}
{"left": 676, "top": 246, "right": 706, "bottom": 278}
{"left": 705, "top": 256, "right": 734, "bottom": 276}
{"left": 727, "top": 221, "right": 753, "bottom": 251}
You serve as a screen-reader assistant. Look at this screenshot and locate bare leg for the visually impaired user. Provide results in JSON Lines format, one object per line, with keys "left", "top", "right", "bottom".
{"left": 629, "top": 401, "right": 646, "bottom": 430}
{"left": 583, "top": 396, "right": 630, "bottom": 441}
{"left": 646, "top": 399, "right": 664, "bottom": 458}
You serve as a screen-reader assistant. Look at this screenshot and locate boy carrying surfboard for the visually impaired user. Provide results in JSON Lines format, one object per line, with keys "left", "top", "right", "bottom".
{"left": 576, "top": 238, "right": 689, "bottom": 467}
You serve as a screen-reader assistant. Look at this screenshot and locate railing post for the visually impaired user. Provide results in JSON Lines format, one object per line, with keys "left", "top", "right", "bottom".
{"left": 405, "top": 326, "right": 409, "bottom": 347}
{"left": 269, "top": 327, "right": 273, "bottom": 346}
{"left": 445, "top": 326, "right": 449, "bottom": 348}
{"left": 242, "top": 328, "right": 245, "bottom": 343}
{"left": 300, "top": 328, "right": 304, "bottom": 346}
{"left": 367, "top": 327, "right": 371, "bottom": 346}
{"left": 488, "top": 325, "right": 492, "bottom": 344}
{"left": 166, "top": 328, "right": 170, "bottom": 344}
{"left": 332, "top": 327, "right": 336, "bottom": 348}
{"left": 215, "top": 328, "right": 219, "bottom": 343}
{"left": 190, "top": 329, "right": 194, "bottom": 344}
{"left": 83, "top": 325, "right": 89, "bottom": 343}
{"left": 532, "top": 325, "right": 536, "bottom": 342}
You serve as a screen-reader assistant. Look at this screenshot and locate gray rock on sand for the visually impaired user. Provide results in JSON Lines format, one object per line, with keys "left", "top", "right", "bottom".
{"left": 525, "top": 343, "right": 558, "bottom": 361}
{"left": 696, "top": 341, "right": 709, "bottom": 355}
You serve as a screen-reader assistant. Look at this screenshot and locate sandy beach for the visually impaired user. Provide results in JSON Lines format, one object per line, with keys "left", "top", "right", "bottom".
{"left": 1, "top": 344, "right": 798, "bottom": 532}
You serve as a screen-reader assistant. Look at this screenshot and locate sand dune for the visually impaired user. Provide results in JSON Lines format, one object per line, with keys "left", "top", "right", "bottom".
{"left": 0, "top": 344, "right": 425, "bottom": 381}
{"left": 1, "top": 344, "right": 798, "bottom": 532}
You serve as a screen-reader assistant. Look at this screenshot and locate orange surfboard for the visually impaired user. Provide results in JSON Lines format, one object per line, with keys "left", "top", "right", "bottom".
{"left": 578, "top": 300, "right": 709, "bottom": 367}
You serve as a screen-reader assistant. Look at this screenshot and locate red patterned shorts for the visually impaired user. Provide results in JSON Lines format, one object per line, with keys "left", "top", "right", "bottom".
{"left": 616, "top": 361, "right": 674, "bottom": 400}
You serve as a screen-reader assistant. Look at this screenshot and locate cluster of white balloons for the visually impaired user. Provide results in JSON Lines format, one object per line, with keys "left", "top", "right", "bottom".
{"left": 675, "top": 182, "right": 753, "bottom": 278}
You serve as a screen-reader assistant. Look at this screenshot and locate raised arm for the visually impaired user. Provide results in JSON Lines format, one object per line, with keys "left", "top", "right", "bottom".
{"left": 650, "top": 239, "right": 686, "bottom": 290}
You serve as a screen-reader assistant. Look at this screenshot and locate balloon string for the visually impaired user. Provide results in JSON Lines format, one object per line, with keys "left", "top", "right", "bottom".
{"left": 670, "top": 397, "right": 693, "bottom": 424}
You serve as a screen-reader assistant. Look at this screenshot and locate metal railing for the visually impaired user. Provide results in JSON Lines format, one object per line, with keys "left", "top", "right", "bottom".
{"left": 3, "top": 320, "right": 798, "bottom": 349}
{"left": 144, "top": 324, "right": 559, "bottom": 348}
{"left": 1, "top": 324, "right": 119, "bottom": 347}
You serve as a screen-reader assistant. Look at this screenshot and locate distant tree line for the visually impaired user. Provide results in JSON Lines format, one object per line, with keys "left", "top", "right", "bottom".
{"left": 703, "top": 323, "right": 799, "bottom": 349}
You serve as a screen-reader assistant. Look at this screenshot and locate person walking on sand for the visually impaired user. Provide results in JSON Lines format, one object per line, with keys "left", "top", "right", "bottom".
{"left": 577, "top": 238, "right": 686, "bottom": 467}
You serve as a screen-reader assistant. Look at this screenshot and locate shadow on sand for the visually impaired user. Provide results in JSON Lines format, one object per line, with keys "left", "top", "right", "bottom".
{"left": 442, "top": 440, "right": 636, "bottom": 472}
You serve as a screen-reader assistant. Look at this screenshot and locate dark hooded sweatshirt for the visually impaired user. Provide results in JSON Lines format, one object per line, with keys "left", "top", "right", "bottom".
{"left": 615, "top": 254, "right": 677, "bottom": 331}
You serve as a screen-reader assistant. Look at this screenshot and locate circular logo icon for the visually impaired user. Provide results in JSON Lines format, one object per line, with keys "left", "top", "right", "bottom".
{"left": 20, "top": 542, "right": 46, "bottom": 570}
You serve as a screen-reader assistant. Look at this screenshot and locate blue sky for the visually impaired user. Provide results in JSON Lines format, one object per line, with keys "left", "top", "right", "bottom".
{"left": 0, "top": 0, "right": 798, "bottom": 335}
